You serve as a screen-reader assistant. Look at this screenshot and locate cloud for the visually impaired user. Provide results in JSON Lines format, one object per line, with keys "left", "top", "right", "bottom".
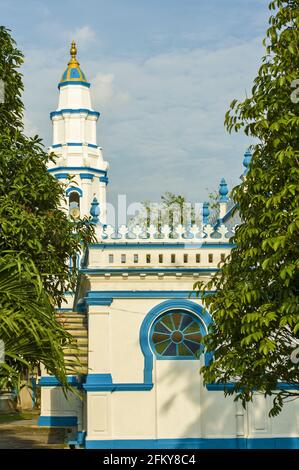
{"left": 20, "top": 19, "right": 265, "bottom": 207}
{"left": 84, "top": 37, "right": 263, "bottom": 204}
{"left": 73, "top": 26, "right": 97, "bottom": 47}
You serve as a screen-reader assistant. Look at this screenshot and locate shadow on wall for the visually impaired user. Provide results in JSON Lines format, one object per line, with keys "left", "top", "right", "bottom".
{"left": 155, "top": 357, "right": 234, "bottom": 439}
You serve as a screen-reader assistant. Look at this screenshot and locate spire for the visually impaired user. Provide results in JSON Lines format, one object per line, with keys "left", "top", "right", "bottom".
{"left": 59, "top": 41, "right": 89, "bottom": 88}
{"left": 68, "top": 40, "right": 79, "bottom": 67}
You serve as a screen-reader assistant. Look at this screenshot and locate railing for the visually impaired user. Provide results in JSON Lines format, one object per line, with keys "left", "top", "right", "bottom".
{"left": 94, "top": 223, "right": 236, "bottom": 244}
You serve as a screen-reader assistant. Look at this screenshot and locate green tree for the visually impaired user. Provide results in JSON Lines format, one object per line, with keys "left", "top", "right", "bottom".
{"left": 0, "top": 27, "right": 94, "bottom": 391}
{"left": 128, "top": 192, "right": 197, "bottom": 232}
{"left": 0, "top": 255, "right": 76, "bottom": 394}
{"left": 194, "top": 0, "right": 299, "bottom": 416}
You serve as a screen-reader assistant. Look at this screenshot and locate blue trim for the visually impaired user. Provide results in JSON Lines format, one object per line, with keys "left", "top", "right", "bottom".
{"left": 85, "top": 298, "right": 113, "bottom": 306}
{"left": 89, "top": 242, "right": 234, "bottom": 249}
{"left": 50, "top": 108, "right": 99, "bottom": 119}
{"left": 277, "top": 382, "right": 299, "bottom": 390}
{"left": 82, "top": 374, "right": 153, "bottom": 392}
{"left": 84, "top": 290, "right": 214, "bottom": 302}
{"left": 84, "top": 437, "right": 299, "bottom": 449}
{"left": 140, "top": 300, "right": 212, "bottom": 384}
{"left": 99, "top": 176, "right": 109, "bottom": 184}
{"left": 206, "top": 383, "right": 236, "bottom": 391}
{"left": 51, "top": 143, "right": 98, "bottom": 148}
{"left": 38, "top": 375, "right": 81, "bottom": 388}
{"left": 66, "top": 186, "right": 83, "bottom": 197}
{"left": 80, "top": 173, "right": 94, "bottom": 180}
{"left": 80, "top": 268, "right": 219, "bottom": 275}
{"left": 69, "top": 431, "right": 86, "bottom": 447}
{"left": 48, "top": 166, "right": 106, "bottom": 176}
{"left": 58, "top": 81, "right": 90, "bottom": 89}
{"left": 38, "top": 416, "right": 78, "bottom": 427}
{"left": 78, "top": 290, "right": 215, "bottom": 312}
{"left": 206, "top": 382, "right": 299, "bottom": 391}
{"left": 53, "top": 173, "right": 69, "bottom": 179}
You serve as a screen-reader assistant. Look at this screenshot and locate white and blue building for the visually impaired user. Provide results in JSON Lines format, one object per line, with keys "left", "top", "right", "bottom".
{"left": 38, "top": 43, "right": 299, "bottom": 449}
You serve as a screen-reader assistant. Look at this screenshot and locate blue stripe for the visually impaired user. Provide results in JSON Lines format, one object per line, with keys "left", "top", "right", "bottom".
{"left": 206, "top": 382, "right": 299, "bottom": 391}
{"left": 53, "top": 173, "right": 69, "bottom": 179}
{"left": 48, "top": 166, "right": 106, "bottom": 176}
{"left": 38, "top": 416, "right": 78, "bottom": 427}
{"left": 84, "top": 291, "right": 215, "bottom": 304}
{"left": 82, "top": 374, "right": 153, "bottom": 392}
{"left": 84, "top": 437, "right": 299, "bottom": 449}
{"left": 52, "top": 143, "right": 98, "bottom": 148}
{"left": 80, "top": 268, "right": 219, "bottom": 274}
{"left": 80, "top": 173, "right": 94, "bottom": 180}
{"left": 58, "top": 81, "right": 90, "bottom": 89}
{"left": 99, "top": 176, "right": 109, "bottom": 183}
{"left": 50, "top": 108, "right": 100, "bottom": 119}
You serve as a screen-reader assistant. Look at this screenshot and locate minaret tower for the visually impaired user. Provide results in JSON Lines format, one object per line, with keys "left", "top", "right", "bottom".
{"left": 48, "top": 41, "right": 108, "bottom": 223}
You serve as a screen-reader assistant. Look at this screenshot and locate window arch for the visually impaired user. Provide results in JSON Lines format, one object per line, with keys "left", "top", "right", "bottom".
{"left": 140, "top": 300, "right": 212, "bottom": 383}
{"left": 150, "top": 309, "right": 205, "bottom": 360}
{"left": 68, "top": 191, "right": 80, "bottom": 216}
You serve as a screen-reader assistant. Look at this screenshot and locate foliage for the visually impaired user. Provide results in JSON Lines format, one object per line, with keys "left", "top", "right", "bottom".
{"left": 0, "top": 26, "right": 94, "bottom": 391}
{"left": 128, "top": 192, "right": 198, "bottom": 230}
{"left": 194, "top": 0, "right": 299, "bottom": 416}
{"left": 0, "top": 255, "right": 76, "bottom": 393}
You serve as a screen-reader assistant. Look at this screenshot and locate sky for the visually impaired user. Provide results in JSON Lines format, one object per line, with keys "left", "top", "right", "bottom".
{"left": 1, "top": 0, "right": 270, "bottom": 206}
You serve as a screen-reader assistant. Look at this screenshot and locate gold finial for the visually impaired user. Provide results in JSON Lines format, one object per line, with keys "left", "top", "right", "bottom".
{"left": 68, "top": 40, "right": 79, "bottom": 66}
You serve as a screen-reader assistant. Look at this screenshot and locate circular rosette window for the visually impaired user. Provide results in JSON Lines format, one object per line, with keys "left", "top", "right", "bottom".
{"left": 150, "top": 309, "right": 204, "bottom": 359}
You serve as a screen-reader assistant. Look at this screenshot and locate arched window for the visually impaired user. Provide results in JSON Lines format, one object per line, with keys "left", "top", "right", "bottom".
{"left": 69, "top": 191, "right": 80, "bottom": 217}
{"left": 150, "top": 309, "right": 204, "bottom": 359}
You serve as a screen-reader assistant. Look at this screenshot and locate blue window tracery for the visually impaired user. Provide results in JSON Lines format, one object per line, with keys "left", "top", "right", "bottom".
{"left": 150, "top": 309, "right": 203, "bottom": 359}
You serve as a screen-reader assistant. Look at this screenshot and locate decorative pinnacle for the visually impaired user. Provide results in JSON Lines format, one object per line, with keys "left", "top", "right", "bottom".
{"left": 219, "top": 178, "right": 229, "bottom": 202}
{"left": 68, "top": 40, "right": 79, "bottom": 66}
{"left": 90, "top": 197, "right": 100, "bottom": 224}
{"left": 243, "top": 148, "right": 252, "bottom": 168}
{"left": 202, "top": 202, "right": 210, "bottom": 224}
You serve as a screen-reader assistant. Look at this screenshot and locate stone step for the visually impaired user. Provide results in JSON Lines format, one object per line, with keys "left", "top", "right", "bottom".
{"left": 74, "top": 338, "right": 88, "bottom": 346}
{"left": 62, "top": 323, "right": 87, "bottom": 331}
{"left": 57, "top": 315, "right": 87, "bottom": 322}
{"left": 65, "top": 329, "right": 87, "bottom": 336}
{"left": 56, "top": 312, "right": 86, "bottom": 319}
{"left": 63, "top": 323, "right": 87, "bottom": 330}
{"left": 65, "top": 354, "right": 88, "bottom": 363}
{"left": 64, "top": 348, "right": 88, "bottom": 356}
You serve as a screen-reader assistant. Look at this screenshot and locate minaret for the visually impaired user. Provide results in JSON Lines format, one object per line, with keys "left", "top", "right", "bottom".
{"left": 48, "top": 41, "right": 108, "bottom": 223}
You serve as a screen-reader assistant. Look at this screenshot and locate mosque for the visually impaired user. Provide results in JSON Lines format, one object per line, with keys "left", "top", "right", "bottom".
{"left": 38, "top": 42, "right": 299, "bottom": 449}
